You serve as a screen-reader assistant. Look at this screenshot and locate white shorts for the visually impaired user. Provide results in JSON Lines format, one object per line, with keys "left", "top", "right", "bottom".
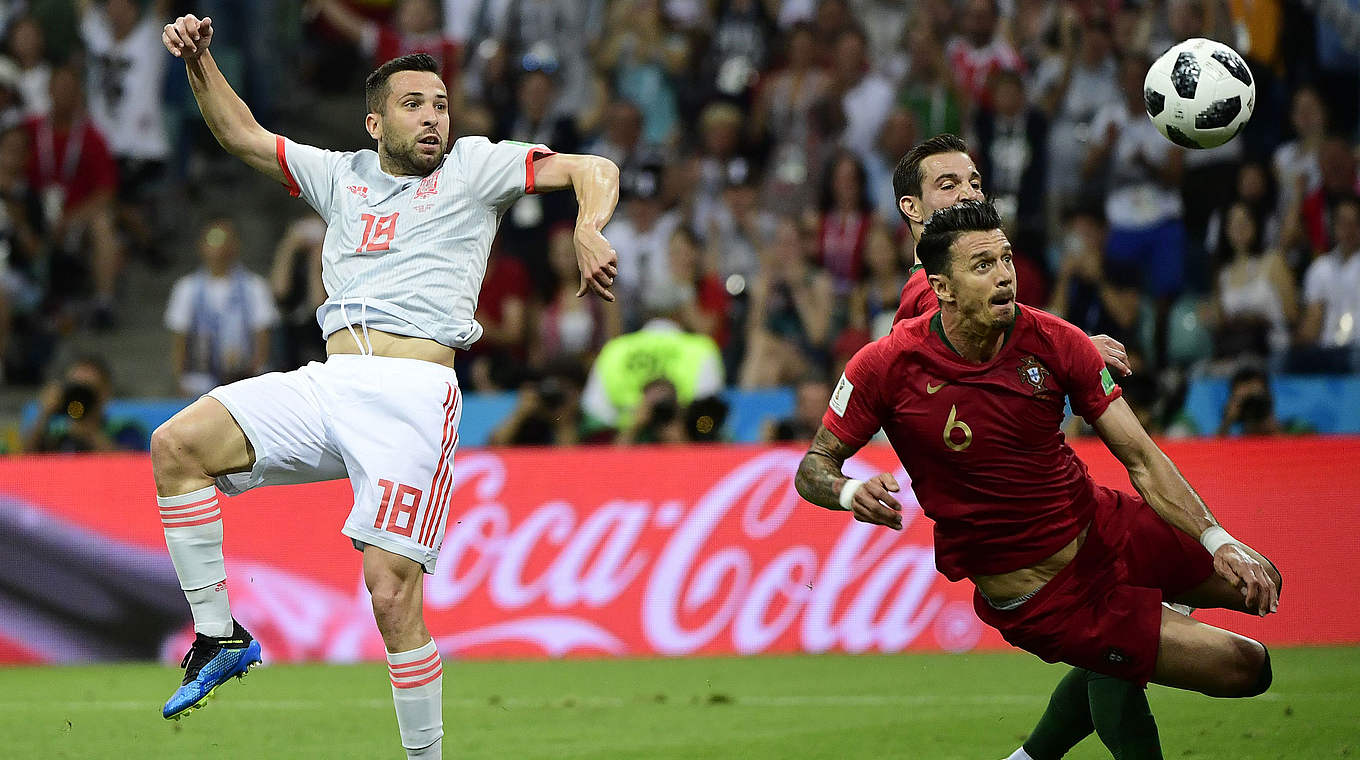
{"left": 207, "top": 354, "right": 462, "bottom": 573}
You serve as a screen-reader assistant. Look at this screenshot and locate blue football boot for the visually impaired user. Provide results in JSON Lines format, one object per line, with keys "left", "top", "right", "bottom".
{"left": 162, "top": 621, "right": 262, "bottom": 720}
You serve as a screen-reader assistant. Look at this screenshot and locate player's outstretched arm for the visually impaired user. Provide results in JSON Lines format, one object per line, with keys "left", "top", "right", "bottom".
{"left": 795, "top": 426, "right": 903, "bottom": 530}
{"left": 1092, "top": 397, "right": 1279, "bottom": 615}
{"left": 531, "top": 153, "right": 621, "bottom": 302}
{"left": 162, "top": 15, "right": 283, "bottom": 185}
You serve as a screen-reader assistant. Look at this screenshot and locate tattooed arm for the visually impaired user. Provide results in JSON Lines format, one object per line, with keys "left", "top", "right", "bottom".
{"left": 795, "top": 426, "right": 904, "bottom": 530}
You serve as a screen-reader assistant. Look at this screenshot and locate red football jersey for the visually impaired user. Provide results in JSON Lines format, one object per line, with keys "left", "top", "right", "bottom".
{"left": 893, "top": 266, "right": 938, "bottom": 324}
{"left": 822, "top": 304, "right": 1123, "bottom": 581}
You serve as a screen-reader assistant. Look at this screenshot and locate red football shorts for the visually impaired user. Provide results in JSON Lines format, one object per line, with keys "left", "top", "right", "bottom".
{"left": 972, "top": 486, "right": 1215, "bottom": 686}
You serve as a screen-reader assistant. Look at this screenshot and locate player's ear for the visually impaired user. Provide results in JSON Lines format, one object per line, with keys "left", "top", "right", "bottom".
{"left": 900, "top": 195, "right": 925, "bottom": 225}
{"left": 365, "top": 112, "right": 382, "bottom": 141}
{"left": 929, "top": 272, "right": 954, "bottom": 304}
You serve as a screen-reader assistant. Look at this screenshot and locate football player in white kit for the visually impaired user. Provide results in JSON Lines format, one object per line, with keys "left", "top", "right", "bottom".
{"left": 154, "top": 15, "right": 620, "bottom": 758}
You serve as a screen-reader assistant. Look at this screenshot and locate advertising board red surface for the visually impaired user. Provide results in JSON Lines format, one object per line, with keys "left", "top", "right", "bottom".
{"left": 0, "top": 438, "right": 1355, "bottom": 664}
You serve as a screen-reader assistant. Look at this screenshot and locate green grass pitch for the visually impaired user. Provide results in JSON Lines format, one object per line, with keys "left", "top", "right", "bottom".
{"left": 2, "top": 647, "right": 1356, "bottom": 759}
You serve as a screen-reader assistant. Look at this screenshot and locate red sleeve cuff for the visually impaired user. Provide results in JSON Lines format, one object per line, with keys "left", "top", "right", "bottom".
{"left": 276, "top": 135, "right": 301, "bottom": 198}
{"left": 1080, "top": 385, "right": 1123, "bottom": 425}
{"left": 821, "top": 412, "right": 872, "bottom": 450}
{"left": 524, "top": 147, "right": 556, "bottom": 194}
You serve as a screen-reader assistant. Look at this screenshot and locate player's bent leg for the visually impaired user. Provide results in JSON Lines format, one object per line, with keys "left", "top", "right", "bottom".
{"left": 364, "top": 545, "right": 443, "bottom": 760}
{"left": 151, "top": 396, "right": 255, "bottom": 496}
{"left": 153, "top": 396, "right": 262, "bottom": 719}
{"left": 1152, "top": 607, "right": 1270, "bottom": 697}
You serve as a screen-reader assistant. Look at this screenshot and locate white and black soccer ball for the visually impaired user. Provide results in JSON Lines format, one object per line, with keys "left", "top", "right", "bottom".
{"left": 1143, "top": 38, "right": 1255, "bottom": 149}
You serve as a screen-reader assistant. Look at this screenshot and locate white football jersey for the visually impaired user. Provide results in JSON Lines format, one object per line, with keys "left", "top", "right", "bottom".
{"left": 276, "top": 135, "right": 552, "bottom": 349}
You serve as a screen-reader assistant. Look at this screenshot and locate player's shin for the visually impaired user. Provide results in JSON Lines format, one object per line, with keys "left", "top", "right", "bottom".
{"left": 388, "top": 639, "right": 444, "bottom": 759}
{"left": 1087, "top": 672, "right": 1164, "bottom": 760}
{"left": 1018, "top": 667, "right": 1096, "bottom": 760}
{"left": 158, "top": 485, "right": 233, "bottom": 637}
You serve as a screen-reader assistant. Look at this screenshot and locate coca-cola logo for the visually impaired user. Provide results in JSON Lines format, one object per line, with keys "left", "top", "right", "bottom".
{"left": 186, "top": 449, "right": 983, "bottom": 662}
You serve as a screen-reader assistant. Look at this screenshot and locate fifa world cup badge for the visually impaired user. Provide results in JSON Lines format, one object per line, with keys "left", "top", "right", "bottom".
{"left": 1017, "top": 356, "right": 1051, "bottom": 395}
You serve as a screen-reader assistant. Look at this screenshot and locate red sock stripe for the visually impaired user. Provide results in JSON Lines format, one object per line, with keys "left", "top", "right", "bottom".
{"left": 159, "top": 503, "right": 220, "bottom": 521}
{"left": 158, "top": 496, "right": 219, "bottom": 514}
{"left": 391, "top": 665, "right": 443, "bottom": 689}
{"left": 388, "top": 649, "right": 440, "bottom": 674}
{"left": 419, "top": 386, "right": 460, "bottom": 546}
{"left": 162, "top": 512, "right": 222, "bottom": 529}
{"left": 390, "top": 659, "right": 442, "bottom": 682}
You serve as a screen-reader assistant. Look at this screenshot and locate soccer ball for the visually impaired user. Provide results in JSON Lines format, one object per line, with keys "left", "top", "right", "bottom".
{"left": 1143, "top": 38, "right": 1255, "bottom": 149}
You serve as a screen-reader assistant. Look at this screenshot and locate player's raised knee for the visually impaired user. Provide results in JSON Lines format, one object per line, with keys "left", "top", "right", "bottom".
{"left": 1224, "top": 639, "right": 1271, "bottom": 697}
{"left": 1241, "top": 643, "right": 1273, "bottom": 697}
{"left": 150, "top": 419, "right": 199, "bottom": 475}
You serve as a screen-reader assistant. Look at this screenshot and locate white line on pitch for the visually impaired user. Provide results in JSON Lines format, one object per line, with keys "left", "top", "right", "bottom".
{"left": 0, "top": 691, "right": 1321, "bottom": 714}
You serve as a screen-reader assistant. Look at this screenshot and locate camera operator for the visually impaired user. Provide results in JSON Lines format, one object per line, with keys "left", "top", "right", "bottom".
{"left": 615, "top": 378, "right": 689, "bottom": 445}
{"left": 24, "top": 355, "right": 147, "bottom": 452}
{"left": 489, "top": 363, "right": 590, "bottom": 447}
{"left": 1216, "top": 364, "right": 1310, "bottom": 436}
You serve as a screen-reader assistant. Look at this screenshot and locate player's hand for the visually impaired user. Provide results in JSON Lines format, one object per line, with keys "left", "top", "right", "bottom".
{"left": 1090, "top": 334, "right": 1131, "bottom": 376}
{"left": 846, "top": 473, "right": 903, "bottom": 531}
{"left": 1213, "top": 544, "right": 1279, "bottom": 617}
{"left": 574, "top": 225, "right": 618, "bottom": 303}
{"left": 163, "top": 15, "right": 213, "bottom": 60}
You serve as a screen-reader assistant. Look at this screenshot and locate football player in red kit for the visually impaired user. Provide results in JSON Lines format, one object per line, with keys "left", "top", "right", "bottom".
{"left": 797, "top": 200, "right": 1280, "bottom": 759}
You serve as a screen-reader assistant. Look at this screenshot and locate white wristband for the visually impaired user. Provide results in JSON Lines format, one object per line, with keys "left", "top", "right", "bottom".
{"left": 838, "top": 479, "right": 865, "bottom": 511}
{"left": 1200, "top": 525, "right": 1236, "bottom": 556}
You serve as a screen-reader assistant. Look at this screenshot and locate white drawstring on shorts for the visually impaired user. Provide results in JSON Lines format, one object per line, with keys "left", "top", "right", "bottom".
{"left": 339, "top": 299, "right": 374, "bottom": 356}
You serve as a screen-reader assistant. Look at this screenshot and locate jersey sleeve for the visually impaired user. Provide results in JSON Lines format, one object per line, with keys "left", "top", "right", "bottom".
{"left": 821, "top": 341, "right": 887, "bottom": 448}
{"left": 275, "top": 136, "right": 346, "bottom": 219}
{"left": 1049, "top": 318, "right": 1123, "bottom": 423}
{"left": 453, "top": 136, "right": 556, "bottom": 209}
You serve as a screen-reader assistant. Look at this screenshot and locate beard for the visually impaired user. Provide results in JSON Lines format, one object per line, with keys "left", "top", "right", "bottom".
{"left": 381, "top": 137, "right": 444, "bottom": 177}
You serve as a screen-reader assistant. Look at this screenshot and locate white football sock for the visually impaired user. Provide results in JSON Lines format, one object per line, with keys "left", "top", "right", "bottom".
{"left": 1006, "top": 748, "right": 1037, "bottom": 760}
{"left": 159, "top": 485, "right": 233, "bottom": 637}
{"left": 388, "top": 639, "right": 443, "bottom": 759}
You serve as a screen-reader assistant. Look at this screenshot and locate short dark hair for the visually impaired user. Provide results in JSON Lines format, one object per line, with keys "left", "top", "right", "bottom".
{"left": 892, "top": 133, "right": 970, "bottom": 220}
{"left": 364, "top": 53, "right": 440, "bottom": 115}
{"left": 915, "top": 199, "right": 1003, "bottom": 276}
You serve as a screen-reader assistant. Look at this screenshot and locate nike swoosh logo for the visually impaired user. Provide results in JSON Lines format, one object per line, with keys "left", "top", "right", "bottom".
{"left": 926, "top": 381, "right": 947, "bottom": 394}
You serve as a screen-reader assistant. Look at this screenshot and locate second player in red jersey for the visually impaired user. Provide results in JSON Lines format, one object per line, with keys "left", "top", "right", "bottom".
{"left": 797, "top": 200, "right": 1280, "bottom": 728}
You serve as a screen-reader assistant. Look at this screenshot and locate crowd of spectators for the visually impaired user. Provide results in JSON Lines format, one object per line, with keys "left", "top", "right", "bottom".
{"left": 2, "top": 0, "right": 1359, "bottom": 447}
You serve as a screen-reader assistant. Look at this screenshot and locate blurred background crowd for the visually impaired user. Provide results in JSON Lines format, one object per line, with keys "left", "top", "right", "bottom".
{"left": 0, "top": 0, "right": 1357, "bottom": 452}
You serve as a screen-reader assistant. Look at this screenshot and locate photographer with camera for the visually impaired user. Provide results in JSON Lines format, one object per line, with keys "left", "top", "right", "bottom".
{"left": 1216, "top": 365, "right": 1310, "bottom": 437}
{"left": 23, "top": 354, "right": 147, "bottom": 452}
{"left": 489, "top": 363, "right": 591, "bottom": 447}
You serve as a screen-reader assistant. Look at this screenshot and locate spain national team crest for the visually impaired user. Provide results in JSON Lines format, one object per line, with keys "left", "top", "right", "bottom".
{"left": 414, "top": 168, "right": 442, "bottom": 199}
{"left": 1017, "top": 355, "right": 1051, "bottom": 394}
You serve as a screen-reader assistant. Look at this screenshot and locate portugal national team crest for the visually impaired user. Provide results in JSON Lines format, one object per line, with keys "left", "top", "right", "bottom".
{"left": 414, "top": 168, "right": 442, "bottom": 199}
{"left": 1017, "top": 355, "right": 1051, "bottom": 394}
